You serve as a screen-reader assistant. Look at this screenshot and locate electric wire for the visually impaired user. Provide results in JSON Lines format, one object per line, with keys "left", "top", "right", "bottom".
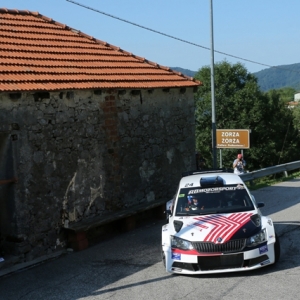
{"left": 66, "top": 0, "right": 299, "bottom": 167}
{"left": 66, "top": 0, "right": 300, "bottom": 74}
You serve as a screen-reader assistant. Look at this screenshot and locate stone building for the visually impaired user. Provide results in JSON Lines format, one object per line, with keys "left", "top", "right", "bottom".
{"left": 0, "top": 8, "right": 201, "bottom": 264}
{"left": 294, "top": 92, "right": 300, "bottom": 102}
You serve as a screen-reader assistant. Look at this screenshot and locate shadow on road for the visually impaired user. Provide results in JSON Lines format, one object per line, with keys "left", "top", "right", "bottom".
{"left": 251, "top": 179, "right": 300, "bottom": 216}
{"left": 1, "top": 179, "right": 299, "bottom": 299}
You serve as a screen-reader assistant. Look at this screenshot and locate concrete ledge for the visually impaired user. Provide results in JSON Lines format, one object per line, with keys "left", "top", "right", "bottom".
{"left": 63, "top": 199, "right": 168, "bottom": 252}
{"left": 0, "top": 199, "right": 168, "bottom": 277}
{"left": 64, "top": 198, "right": 168, "bottom": 232}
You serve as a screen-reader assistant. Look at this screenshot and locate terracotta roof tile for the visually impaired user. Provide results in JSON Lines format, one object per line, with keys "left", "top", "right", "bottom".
{"left": 0, "top": 8, "right": 201, "bottom": 92}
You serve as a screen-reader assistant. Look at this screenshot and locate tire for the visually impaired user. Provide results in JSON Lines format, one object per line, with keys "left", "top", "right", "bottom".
{"left": 274, "top": 233, "right": 281, "bottom": 263}
{"left": 161, "top": 247, "right": 166, "bottom": 268}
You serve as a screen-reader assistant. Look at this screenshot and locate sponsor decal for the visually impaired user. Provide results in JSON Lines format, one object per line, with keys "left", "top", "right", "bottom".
{"left": 259, "top": 244, "right": 268, "bottom": 254}
{"left": 185, "top": 183, "right": 194, "bottom": 187}
{"left": 178, "top": 194, "right": 185, "bottom": 198}
{"left": 172, "top": 252, "right": 181, "bottom": 260}
{"left": 188, "top": 186, "right": 245, "bottom": 194}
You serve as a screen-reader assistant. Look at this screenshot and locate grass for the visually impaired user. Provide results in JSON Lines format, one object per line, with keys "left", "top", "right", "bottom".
{"left": 246, "top": 170, "right": 300, "bottom": 190}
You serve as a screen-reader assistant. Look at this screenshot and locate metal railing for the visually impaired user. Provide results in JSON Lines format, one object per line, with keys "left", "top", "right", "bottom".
{"left": 240, "top": 160, "right": 300, "bottom": 182}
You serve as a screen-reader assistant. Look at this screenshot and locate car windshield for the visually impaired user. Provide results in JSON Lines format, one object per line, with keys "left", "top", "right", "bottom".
{"left": 175, "top": 184, "right": 254, "bottom": 216}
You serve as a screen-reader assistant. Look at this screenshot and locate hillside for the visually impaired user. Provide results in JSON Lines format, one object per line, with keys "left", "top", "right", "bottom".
{"left": 171, "top": 63, "right": 300, "bottom": 92}
{"left": 170, "top": 67, "right": 197, "bottom": 78}
{"left": 253, "top": 63, "right": 300, "bottom": 91}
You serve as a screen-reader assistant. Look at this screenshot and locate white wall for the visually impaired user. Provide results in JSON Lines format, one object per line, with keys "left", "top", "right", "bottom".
{"left": 294, "top": 92, "right": 300, "bottom": 101}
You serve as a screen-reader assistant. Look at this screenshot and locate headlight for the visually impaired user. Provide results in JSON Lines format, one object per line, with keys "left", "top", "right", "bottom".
{"left": 251, "top": 214, "right": 261, "bottom": 227}
{"left": 171, "top": 236, "right": 194, "bottom": 250}
{"left": 246, "top": 229, "right": 267, "bottom": 247}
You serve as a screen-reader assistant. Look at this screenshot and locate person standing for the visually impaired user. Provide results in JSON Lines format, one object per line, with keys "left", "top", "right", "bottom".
{"left": 0, "top": 177, "right": 18, "bottom": 262}
{"left": 233, "top": 154, "right": 246, "bottom": 174}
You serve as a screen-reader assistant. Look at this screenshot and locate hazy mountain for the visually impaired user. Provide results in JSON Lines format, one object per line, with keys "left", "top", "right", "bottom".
{"left": 253, "top": 63, "right": 300, "bottom": 91}
{"left": 171, "top": 63, "right": 300, "bottom": 92}
{"left": 170, "top": 67, "right": 197, "bottom": 78}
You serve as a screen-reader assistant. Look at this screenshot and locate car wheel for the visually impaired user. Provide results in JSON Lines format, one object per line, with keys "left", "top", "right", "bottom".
{"left": 161, "top": 247, "right": 166, "bottom": 267}
{"left": 274, "top": 233, "right": 280, "bottom": 263}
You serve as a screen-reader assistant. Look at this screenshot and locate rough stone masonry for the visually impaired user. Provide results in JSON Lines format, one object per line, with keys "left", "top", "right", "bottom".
{"left": 0, "top": 87, "right": 196, "bottom": 263}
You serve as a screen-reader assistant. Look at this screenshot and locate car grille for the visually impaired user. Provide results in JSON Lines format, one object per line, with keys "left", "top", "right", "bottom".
{"left": 192, "top": 239, "right": 246, "bottom": 253}
{"left": 172, "top": 254, "right": 270, "bottom": 272}
{"left": 198, "top": 253, "right": 244, "bottom": 270}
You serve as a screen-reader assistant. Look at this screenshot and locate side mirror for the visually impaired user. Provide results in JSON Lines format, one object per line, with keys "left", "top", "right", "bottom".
{"left": 257, "top": 202, "right": 265, "bottom": 208}
{"left": 165, "top": 209, "right": 172, "bottom": 219}
{"left": 165, "top": 199, "right": 174, "bottom": 219}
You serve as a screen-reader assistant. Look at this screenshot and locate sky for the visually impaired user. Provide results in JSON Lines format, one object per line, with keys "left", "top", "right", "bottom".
{"left": 2, "top": 0, "right": 300, "bottom": 74}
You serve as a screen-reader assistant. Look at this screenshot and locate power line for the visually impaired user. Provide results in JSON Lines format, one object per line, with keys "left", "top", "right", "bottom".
{"left": 66, "top": 0, "right": 300, "bottom": 74}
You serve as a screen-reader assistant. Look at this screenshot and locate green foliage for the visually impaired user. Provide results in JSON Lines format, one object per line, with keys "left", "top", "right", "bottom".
{"left": 194, "top": 61, "right": 300, "bottom": 171}
{"left": 292, "top": 104, "right": 300, "bottom": 131}
{"left": 170, "top": 63, "right": 300, "bottom": 92}
{"left": 266, "top": 87, "right": 296, "bottom": 103}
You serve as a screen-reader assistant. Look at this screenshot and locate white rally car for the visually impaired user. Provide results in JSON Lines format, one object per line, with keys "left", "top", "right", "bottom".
{"left": 162, "top": 170, "right": 280, "bottom": 275}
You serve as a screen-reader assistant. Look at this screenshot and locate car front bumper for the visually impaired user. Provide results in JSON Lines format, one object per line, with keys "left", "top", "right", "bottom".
{"left": 164, "top": 242, "right": 276, "bottom": 275}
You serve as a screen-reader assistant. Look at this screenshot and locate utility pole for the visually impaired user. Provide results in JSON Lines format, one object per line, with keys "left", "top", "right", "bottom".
{"left": 210, "top": 0, "right": 217, "bottom": 168}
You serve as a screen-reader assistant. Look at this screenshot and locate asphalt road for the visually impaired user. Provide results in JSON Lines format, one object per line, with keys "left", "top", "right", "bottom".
{"left": 0, "top": 179, "right": 299, "bottom": 300}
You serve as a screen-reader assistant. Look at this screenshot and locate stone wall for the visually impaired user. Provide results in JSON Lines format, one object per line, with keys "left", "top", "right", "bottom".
{"left": 0, "top": 87, "right": 196, "bottom": 262}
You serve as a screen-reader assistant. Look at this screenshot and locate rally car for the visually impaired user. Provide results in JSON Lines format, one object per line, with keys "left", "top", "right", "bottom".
{"left": 161, "top": 169, "right": 280, "bottom": 275}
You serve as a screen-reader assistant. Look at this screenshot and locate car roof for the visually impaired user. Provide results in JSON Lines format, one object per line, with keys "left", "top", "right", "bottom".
{"left": 179, "top": 171, "right": 244, "bottom": 189}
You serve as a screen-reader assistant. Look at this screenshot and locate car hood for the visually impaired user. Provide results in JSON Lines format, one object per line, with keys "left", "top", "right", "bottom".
{"left": 174, "top": 212, "right": 260, "bottom": 243}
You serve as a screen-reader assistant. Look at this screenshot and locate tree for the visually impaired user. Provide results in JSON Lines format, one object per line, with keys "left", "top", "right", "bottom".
{"left": 292, "top": 104, "right": 300, "bottom": 131}
{"left": 194, "top": 61, "right": 300, "bottom": 170}
{"left": 266, "top": 87, "right": 296, "bottom": 103}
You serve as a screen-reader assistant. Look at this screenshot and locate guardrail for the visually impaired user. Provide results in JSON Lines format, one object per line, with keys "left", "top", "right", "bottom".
{"left": 240, "top": 160, "right": 300, "bottom": 182}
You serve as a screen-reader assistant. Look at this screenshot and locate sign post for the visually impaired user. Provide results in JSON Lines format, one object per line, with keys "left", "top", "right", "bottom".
{"left": 216, "top": 129, "right": 250, "bottom": 149}
{"left": 216, "top": 129, "right": 250, "bottom": 168}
